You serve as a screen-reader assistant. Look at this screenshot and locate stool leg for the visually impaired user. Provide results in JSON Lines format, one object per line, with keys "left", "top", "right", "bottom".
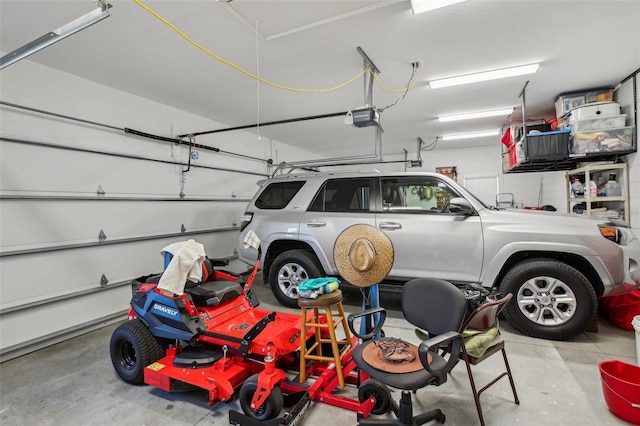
{"left": 300, "top": 307, "right": 307, "bottom": 383}
{"left": 337, "top": 302, "right": 352, "bottom": 349}
{"left": 314, "top": 307, "right": 322, "bottom": 357}
{"left": 325, "top": 308, "right": 345, "bottom": 389}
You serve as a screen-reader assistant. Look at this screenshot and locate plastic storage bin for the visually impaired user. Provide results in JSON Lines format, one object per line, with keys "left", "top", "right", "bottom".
{"left": 555, "top": 89, "right": 613, "bottom": 117}
{"left": 524, "top": 129, "right": 570, "bottom": 161}
{"left": 569, "top": 114, "right": 626, "bottom": 132}
{"left": 569, "top": 101, "right": 620, "bottom": 120}
{"left": 570, "top": 126, "right": 634, "bottom": 156}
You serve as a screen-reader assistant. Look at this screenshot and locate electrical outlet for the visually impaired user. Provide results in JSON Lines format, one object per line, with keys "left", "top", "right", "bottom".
{"left": 411, "top": 59, "right": 423, "bottom": 68}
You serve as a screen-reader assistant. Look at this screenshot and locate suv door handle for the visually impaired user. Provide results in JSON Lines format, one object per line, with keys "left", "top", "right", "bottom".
{"left": 379, "top": 222, "right": 402, "bottom": 230}
{"left": 306, "top": 220, "right": 326, "bottom": 227}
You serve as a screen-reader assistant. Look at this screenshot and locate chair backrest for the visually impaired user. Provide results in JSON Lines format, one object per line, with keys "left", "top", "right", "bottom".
{"left": 201, "top": 258, "right": 215, "bottom": 282}
{"left": 402, "top": 278, "right": 468, "bottom": 337}
{"left": 462, "top": 293, "right": 513, "bottom": 332}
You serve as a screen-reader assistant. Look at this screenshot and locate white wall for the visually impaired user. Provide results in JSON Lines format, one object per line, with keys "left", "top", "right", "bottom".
{"left": 628, "top": 147, "right": 639, "bottom": 229}
{"left": 0, "top": 59, "right": 320, "bottom": 360}
{"left": 625, "top": 72, "right": 640, "bottom": 228}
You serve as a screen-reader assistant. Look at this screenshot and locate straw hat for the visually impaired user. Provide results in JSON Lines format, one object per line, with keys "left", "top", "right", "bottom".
{"left": 333, "top": 224, "right": 394, "bottom": 288}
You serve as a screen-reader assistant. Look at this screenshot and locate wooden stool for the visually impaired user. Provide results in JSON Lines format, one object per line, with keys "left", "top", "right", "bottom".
{"left": 299, "top": 289, "right": 352, "bottom": 389}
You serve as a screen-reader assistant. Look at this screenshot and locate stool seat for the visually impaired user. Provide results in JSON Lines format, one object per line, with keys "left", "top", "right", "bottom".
{"left": 298, "top": 289, "right": 343, "bottom": 307}
{"left": 298, "top": 289, "right": 351, "bottom": 389}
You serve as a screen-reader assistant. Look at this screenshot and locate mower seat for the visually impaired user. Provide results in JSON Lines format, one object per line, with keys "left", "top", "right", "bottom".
{"left": 185, "top": 279, "right": 243, "bottom": 307}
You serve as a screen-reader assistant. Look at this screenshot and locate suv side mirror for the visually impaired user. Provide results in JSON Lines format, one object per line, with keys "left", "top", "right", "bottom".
{"left": 448, "top": 197, "right": 475, "bottom": 216}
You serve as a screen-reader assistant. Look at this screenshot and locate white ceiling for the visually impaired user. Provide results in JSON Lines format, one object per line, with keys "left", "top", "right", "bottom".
{"left": 1, "top": 0, "right": 639, "bottom": 159}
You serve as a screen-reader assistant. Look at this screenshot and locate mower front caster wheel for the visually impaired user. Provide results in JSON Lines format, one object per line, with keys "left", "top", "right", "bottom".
{"left": 239, "top": 374, "right": 284, "bottom": 421}
{"left": 358, "top": 378, "right": 392, "bottom": 415}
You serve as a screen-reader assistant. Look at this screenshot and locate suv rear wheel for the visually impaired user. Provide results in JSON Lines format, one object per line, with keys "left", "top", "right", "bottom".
{"left": 499, "top": 258, "right": 597, "bottom": 340}
{"left": 269, "top": 249, "right": 324, "bottom": 308}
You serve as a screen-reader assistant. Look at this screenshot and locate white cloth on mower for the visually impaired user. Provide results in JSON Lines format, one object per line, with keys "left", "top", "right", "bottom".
{"left": 160, "top": 241, "right": 191, "bottom": 257}
{"left": 158, "top": 239, "right": 206, "bottom": 296}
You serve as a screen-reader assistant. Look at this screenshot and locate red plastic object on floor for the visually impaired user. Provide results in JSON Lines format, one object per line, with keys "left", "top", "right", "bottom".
{"left": 599, "top": 290, "right": 640, "bottom": 331}
{"left": 598, "top": 360, "right": 640, "bottom": 425}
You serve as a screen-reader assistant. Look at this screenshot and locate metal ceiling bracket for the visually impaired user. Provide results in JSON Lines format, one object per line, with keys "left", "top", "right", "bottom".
{"left": 519, "top": 80, "right": 530, "bottom": 142}
{"left": 98, "top": 229, "right": 107, "bottom": 243}
{"left": 100, "top": 274, "right": 109, "bottom": 287}
{"left": 357, "top": 46, "right": 381, "bottom": 75}
{"left": 0, "top": 3, "right": 113, "bottom": 70}
{"left": 357, "top": 46, "right": 380, "bottom": 107}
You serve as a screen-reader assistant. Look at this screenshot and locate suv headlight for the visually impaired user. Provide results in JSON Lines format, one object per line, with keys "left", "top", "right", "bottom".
{"left": 599, "top": 226, "right": 621, "bottom": 244}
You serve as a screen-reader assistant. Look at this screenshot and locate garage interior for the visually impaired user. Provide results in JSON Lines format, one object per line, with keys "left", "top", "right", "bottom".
{"left": 1, "top": 1, "right": 639, "bottom": 425}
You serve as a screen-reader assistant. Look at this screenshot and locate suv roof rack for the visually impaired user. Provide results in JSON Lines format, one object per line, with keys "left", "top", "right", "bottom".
{"left": 271, "top": 162, "right": 384, "bottom": 178}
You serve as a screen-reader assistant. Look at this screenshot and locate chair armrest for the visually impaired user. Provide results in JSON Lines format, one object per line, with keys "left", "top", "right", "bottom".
{"left": 418, "top": 331, "right": 463, "bottom": 380}
{"left": 347, "top": 307, "right": 387, "bottom": 340}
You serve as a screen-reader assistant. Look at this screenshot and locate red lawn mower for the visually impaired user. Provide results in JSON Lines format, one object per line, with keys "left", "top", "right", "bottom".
{"left": 109, "top": 240, "right": 380, "bottom": 425}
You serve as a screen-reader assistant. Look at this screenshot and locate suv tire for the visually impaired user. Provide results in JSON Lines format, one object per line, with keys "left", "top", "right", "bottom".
{"left": 499, "top": 258, "right": 597, "bottom": 341}
{"left": 269, "top": 249, "right": 324, "bottom": 308}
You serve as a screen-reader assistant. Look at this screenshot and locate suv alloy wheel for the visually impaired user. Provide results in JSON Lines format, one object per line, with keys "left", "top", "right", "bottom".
{"left": 269, "top": 249, "right": 324, "bottom": 308}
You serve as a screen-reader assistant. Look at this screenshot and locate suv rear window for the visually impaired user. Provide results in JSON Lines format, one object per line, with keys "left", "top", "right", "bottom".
{"left": 308, "top": 178, "right": 372, "bottom": 212}
{"left": 255, "top": 181, "right": 305, "bottom": 209}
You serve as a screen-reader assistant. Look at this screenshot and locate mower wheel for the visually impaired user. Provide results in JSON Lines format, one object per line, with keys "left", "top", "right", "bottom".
{"left": 110, "top": 319, "right": 166, "bottom": 385}
{"left": 239, "top": 374, "right": 284, "bottom": 421}
{"left": 358, "top": 378, "right": 392, "bottom": 415}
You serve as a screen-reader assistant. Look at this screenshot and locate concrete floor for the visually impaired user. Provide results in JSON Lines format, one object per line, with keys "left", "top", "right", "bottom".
{"left": 0, "top": 280, "right": 637, "bottom": 426}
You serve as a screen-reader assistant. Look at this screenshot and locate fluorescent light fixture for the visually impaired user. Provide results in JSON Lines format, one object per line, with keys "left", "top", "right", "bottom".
{"left": 0, "top": 2, "right": 112, "bottom": 70}
{"left": 429, "top": 63, "right": 539, "bottom": 89}
{"left": 439, "top": 107, "right": 514, "bottom": 123}
{"left": 442, "top": 130, "right": 500, "bottom": 141}
{"left": 411, "top": 0, "right": 467, "bottom": 15}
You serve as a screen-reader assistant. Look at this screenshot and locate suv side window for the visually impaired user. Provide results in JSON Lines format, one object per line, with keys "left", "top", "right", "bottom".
{"left": 381, "top": 176, "right": 459, "bottom": 213}
{"left": 255, "top": 181, "right": 305, "bottom": 209}
{"left": 308, "top": 178, "right": 372, "bottom": 212}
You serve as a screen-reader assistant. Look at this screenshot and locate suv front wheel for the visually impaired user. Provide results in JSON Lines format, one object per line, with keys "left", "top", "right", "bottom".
{"left": 269, "top": 249, "right": 324, "bottom": 308}
{"left": 499, "top": 258, "right": 597, "bottom": 341}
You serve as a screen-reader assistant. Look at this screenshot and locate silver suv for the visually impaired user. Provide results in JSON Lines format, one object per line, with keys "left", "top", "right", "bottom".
{"left": 238, "top": 170, "right": 640, "bottom": 340}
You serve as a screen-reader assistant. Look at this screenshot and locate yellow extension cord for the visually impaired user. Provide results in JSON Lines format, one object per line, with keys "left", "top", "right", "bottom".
{"left": 133, "top": 0, "right": 418, "bottom": 94}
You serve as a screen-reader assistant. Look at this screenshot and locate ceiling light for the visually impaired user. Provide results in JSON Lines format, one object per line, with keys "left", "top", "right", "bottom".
{"left": 438, "top": 107, "right": 514, "bottom": 122}
{"left": 442, "top": 130, "right": 500, "bottom": 141}
{"left": 411, "top": 0, "right": 467, "bottom": 15}
{"left": 0, "top": 1, "right": 112, "bottom": 70}
{"left": 429, "top": 64, "right": 539, "bottom": 89}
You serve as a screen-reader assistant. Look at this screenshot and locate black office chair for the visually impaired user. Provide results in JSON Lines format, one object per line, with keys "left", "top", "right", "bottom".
{"left": 348, "top": 278, "right": 468, "bottom": 425}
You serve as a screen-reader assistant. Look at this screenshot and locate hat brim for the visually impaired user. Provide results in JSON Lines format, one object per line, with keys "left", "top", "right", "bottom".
{"left": 361, "top": 338, "right": 427, "bottom": 373}
{"left": 333, "top": 224, "right": 394, "bottom": 288}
